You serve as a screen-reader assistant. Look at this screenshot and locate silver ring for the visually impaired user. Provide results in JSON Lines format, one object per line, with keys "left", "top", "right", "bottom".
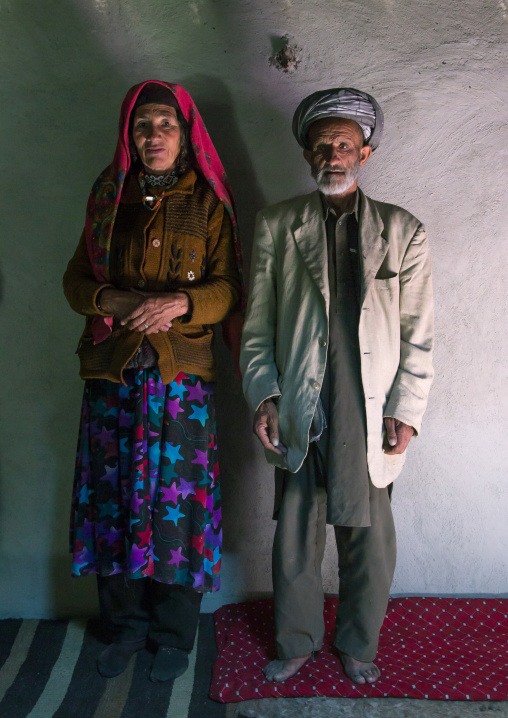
{"left": 143, "top": 322, "right": 149, "bottom": 329}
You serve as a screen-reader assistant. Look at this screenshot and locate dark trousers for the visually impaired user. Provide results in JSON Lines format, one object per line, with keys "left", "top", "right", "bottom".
{"left": 272, "top": 450, "right": 396, "bottom": 662}
{"left": 97, "top": 575, "right": 202, "bottom": 651}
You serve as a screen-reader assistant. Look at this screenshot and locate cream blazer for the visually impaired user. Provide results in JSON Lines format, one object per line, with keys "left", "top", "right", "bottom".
{"left": 240, "top": 188, "right": 434, "bottom": 488}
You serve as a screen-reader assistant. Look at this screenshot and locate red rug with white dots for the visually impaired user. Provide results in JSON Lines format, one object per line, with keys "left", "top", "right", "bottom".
{"left": 210, "top": 597, "right": 508, "bottom": 703}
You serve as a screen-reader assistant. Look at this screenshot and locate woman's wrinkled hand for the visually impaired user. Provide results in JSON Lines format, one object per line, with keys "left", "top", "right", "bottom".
{"left": 120, "top": 291, "right": 190, "bottom": 334}
{"left": 98, "top": 288, "right": 144, "bottom": 322}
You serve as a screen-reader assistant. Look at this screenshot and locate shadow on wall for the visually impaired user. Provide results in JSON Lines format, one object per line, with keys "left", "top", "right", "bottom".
{"left": 0, "top": 0, "right": 134, "bottom": 617}
{"left": 186, "top": 74, "right": 274, "bottom": 598}
{"left": 186, "top": 73, "right": 268, "bottom": 276}
{"left": 43, "top": 9, "right": 130, "bottom": 618}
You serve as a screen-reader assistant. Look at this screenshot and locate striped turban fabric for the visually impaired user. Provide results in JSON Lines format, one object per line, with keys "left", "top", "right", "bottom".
{"left": 292, "top": 87, "right": 384, "bottom": 151}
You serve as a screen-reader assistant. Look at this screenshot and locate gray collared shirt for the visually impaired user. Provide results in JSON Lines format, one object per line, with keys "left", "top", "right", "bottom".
{"left": 315, "top": 190, "right": 372, "bottom": 527}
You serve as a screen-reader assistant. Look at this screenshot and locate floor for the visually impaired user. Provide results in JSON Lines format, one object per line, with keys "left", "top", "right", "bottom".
{"left": 230, "top": 696, "right": 508, "bottom": 717}
{"left": 2, "top": 616, "right": 507, "bottom": 717}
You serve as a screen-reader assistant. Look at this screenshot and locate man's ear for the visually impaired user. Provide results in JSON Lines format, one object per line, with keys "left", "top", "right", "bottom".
{"left": 303, "top": 148, "right": 313, "bottom": 166}
{"left": 359, "top": 144, "right": 372, "bottom": 167}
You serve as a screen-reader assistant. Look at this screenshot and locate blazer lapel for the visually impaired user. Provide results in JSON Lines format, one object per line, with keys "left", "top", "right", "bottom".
{"left": 358, "top": 189, "right": 388, "bottom": 306}
{"left": 293, "top": 191, "right": 329, "bottom": 310}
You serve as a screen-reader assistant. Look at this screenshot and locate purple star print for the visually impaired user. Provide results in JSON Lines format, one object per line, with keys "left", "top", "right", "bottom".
{"left": 178, "top": 478, "right": 197, "bottom": 499}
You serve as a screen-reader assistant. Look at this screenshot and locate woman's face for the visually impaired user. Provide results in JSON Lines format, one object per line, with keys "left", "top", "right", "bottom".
{"left": 132, "top": 103, "right": 182, "bottom": 175}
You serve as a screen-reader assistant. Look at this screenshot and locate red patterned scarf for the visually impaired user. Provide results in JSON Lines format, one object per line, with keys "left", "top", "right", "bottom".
{"left": 84, "top": 80, "right": 243, "bottom": 349}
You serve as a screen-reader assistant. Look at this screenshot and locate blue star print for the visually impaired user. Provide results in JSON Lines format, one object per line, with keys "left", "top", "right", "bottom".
{"left": 163, "top": 505, "right": 185, "bottom": 525}
{"left": 188, "top": 404, "right": 209, "bottom": 427}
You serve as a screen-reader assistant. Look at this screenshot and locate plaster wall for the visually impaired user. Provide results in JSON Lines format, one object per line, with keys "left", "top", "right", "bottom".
{"left": 0, "top": 0, "right": 507, "bottom": 617}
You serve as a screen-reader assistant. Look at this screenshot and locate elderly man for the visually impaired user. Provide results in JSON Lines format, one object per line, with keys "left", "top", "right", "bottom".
{"left": 240, "top": 88, "right": 433, "bottom": 685}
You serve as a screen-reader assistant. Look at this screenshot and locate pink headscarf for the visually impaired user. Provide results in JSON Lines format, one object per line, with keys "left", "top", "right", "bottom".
{"left": 84, "top": 80, "right": 243, "bottom": 352}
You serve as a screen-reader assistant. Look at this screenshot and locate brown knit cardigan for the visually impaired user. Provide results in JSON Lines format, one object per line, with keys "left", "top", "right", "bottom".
{"left": 63, "top": 169, "right": 241, "bottom": 385}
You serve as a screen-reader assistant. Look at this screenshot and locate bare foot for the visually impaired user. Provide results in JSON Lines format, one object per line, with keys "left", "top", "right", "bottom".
{"left": 263, "top": 653, "right": 312, "bottom": 682}
{"left": 338, "top": 650, "right": 381, "bottom": 684}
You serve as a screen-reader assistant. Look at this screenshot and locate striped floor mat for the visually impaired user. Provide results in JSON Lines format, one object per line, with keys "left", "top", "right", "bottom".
{"left": 0, "top": 615, "right": 228, "bottom": 718}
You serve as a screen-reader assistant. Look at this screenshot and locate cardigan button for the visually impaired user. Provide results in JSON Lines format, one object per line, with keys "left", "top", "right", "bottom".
{"left": 319, "top": 339, "right": 327, "bottom": 347}
{"left": 137, "top": 279, "right": 146, "bottom": 288}
{"left": 312, "top": 381, "right": 320, "bottom": 390}
{"left": 152, "top": 238, "right": 161, "bottom": 248}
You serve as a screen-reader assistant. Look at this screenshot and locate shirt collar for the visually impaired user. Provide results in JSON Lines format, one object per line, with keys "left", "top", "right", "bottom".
{"left": 120, "top": 168, "right": 197, "bottom": 204}
{"left": 320, "top": 189, "right": 360, "bottom": 222}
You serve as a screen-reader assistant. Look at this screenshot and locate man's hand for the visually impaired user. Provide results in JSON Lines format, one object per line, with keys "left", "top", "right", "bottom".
{"left": 383, "top": 417, "right": 414, "bottom": 455}
{"left": 253, "top": 399, "right": 287, "bottom": 455}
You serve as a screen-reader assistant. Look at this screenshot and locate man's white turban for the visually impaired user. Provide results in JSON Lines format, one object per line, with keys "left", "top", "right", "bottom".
{"left": 292, "top": 87, "right": 384, "bottom": 151}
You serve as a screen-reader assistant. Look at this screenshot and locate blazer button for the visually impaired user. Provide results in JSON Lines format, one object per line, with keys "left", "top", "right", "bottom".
{"left": 137, "top": 279, "right": 145, "bottom": 288}
{"left": 319, "top": 339, "right": 327, "bottom": 347}
{"left": 312, "top": 381, "right": 320, "bottom": 390}
{"left": 152, "top": 238, "right": 161, "bottom": 248}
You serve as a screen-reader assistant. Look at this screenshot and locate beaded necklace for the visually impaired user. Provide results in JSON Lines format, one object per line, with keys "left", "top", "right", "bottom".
{"left": 138, "top": 170, "right": 178, "bottom": 210}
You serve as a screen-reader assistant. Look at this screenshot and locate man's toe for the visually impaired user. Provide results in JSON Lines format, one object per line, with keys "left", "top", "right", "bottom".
{"left": 352, "top": 672, "right": 367, "bottom": 684}
{"left": 263, "top": 661, "right": 280, "bottom": 681}
{"left": 363, "top": 666, "right": 380, "bottom": 683}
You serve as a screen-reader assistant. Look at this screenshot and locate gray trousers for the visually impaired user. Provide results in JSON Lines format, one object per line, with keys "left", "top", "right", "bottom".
{"left": 272, "top": 445, "right": 396, "bottom": 662}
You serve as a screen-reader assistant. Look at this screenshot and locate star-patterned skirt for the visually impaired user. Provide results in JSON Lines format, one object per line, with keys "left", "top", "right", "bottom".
{"left": 69, "top": 368, "right": 221, "bottom": 592}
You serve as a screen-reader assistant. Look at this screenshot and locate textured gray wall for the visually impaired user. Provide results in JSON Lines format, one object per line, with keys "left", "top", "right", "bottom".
{"left": 1, "top": 0, "right": 507, "bottom": 617}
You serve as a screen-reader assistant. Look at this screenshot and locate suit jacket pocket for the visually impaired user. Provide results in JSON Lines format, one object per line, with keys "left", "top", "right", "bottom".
{"left": 383, "top": 451, "right": 405, "bottom": 465}
{"left": 374, "top": 274, "right": 399, "bottom": 288}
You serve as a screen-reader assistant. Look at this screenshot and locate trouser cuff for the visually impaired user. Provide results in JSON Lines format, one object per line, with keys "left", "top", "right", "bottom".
{"left": 333, "top": 636, "right": 377, "bottom": 663}
{"left": 276, "top": 639, "right": 323, "bottom": 660}
{"left": 148, "top": 630, "right": 195, "bottom": 652}
{"left": 111, "top": 637, "right": 147, "bottom": 648}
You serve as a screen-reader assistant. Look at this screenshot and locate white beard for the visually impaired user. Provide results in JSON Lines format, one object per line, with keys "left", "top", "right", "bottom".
{"left": 312, "top": 160, "right": 360, "bottom": 195}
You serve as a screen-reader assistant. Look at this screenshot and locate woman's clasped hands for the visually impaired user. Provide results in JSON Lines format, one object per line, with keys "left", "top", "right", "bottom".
{"left": 100, "top": 288, "right": 190, "bottom": 334}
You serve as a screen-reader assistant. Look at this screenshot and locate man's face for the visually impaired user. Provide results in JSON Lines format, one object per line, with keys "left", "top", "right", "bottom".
{"left": 132, "top": 103, "right": 182, "bottom": 175}
{"left": 303, "top": 118, "right": 372, "bottom": 196}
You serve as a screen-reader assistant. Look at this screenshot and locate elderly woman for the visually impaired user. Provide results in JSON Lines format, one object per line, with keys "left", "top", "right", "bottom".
{"left": 63, "top": 81, "right": 241, "bottom": 681}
